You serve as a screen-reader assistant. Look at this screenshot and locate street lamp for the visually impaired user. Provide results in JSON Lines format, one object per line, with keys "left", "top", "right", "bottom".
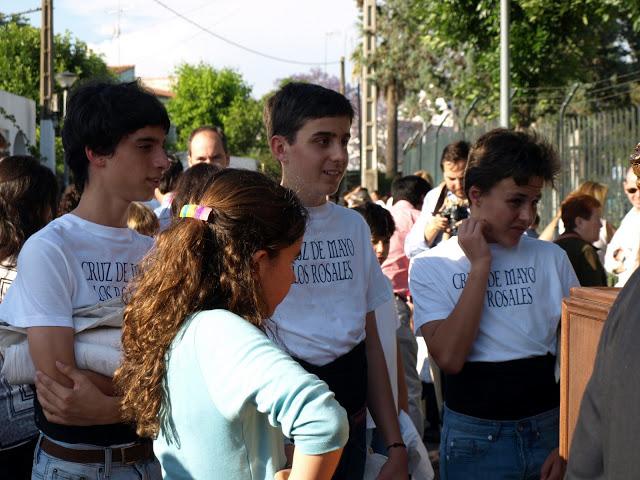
{"left": 55, "top": 71, "right": 78, "bottom": 186}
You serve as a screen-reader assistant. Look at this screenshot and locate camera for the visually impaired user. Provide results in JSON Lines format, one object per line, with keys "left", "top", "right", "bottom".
{"left": 440, "top": 204, "right": 469, "bottom": 235}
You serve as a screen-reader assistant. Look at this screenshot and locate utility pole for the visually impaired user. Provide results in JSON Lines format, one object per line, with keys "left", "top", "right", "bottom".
{"left": 360, "top": 0, "right": 378, "bottom": 191}
{"left": 499, "top": 0, "right": 510, "bottom": 128}
{"left": 39, "top": 0, "right": 56, "bottom": 172}
{"left": 339, "top": 57, "right": 345, "bottom": 95}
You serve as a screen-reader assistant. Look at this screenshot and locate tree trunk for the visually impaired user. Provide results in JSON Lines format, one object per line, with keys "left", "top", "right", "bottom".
{"left": 385, "top": 81, "right": 398, "bottom": 180}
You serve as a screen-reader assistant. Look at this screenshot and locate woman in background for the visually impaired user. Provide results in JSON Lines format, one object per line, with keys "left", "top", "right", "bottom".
{"left": 0, "top": 155, "right": 58, "bottom": 479}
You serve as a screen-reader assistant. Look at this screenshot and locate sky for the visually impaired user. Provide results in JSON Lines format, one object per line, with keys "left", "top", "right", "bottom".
{"left": 9, "top": 0, "right": 361, "bottom": 97}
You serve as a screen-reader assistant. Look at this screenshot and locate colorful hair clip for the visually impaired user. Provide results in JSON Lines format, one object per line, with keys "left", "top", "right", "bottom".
{"left": 179, "top": 204, "right": 213, "bottom": 222}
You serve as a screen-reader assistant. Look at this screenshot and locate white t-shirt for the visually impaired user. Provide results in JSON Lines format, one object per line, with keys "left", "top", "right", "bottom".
{"left": 270, "top": 202, "right": 392, "bottom": 366}
{"left": 604, "top": 208, "right": 640, "bottom": 287}
{"left": 0, "top": 214, "right": 153, "bottom": 328}
{"left": 366, "top": 282, "right": 400, "bottom": 429}
{"left": 410, "top": 235, "right": 579, "bottom": 362}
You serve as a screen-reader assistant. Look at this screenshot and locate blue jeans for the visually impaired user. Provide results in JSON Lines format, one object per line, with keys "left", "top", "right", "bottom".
{"left": 31, "top": 436, "right": 162, "bottom": 480}
{"left": 440, "top": 405, "right": 559, "bottom": 480}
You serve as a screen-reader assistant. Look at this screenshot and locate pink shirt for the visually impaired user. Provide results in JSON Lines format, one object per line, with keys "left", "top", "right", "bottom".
{"left": 382, "top": 200, "right": 421, "bottom": 294}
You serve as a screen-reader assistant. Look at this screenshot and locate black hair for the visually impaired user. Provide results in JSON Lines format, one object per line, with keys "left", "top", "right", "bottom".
{"left": 464, "top": 129, "right": 560, "bottom": 199}
{"left": 187, "top": 126, "right": 228, "bottom": 155}
{"left": 62, "top": 80, "right": 170, "bottom": 190}
{"left": 440, "top": 141, "right": 470, "bottom": 169}
{"left": 170, "top": 163, "right": 223, "bottom": 218}
{"left": 391, "top": 175, "right": 432, "bottom": 208}
{"left": 264, "top": 82, "right": 354, "bottom": 143}
{"left": 158, "top": 155, "right": 184, "bottom": 194}
{"left": 352, "top": 202, "right": 395, "bottom": 241}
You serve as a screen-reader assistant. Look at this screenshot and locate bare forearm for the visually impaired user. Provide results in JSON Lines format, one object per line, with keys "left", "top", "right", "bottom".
{"left": 396, "top": 345, "right": 408, "bottom": 414}
{"left": 288, "top": 448, "right": 343, "bottom": 480}
{"left": 27, "top": 327, "right": 77, "bottom": 388}
{"left": 365, "top": 315, "right": 402, "bottom": 445}
{"left": 94, "top": 394, "right": 123, "bottom": 424}
{"left": 423, "top": 261, "right": 490, "bottom": 373}
{"left": 81, "top": 370, "right": 115, "bottom": 396}
{"left": 424, "top": 224, "right": 442, "bottom": 246}
{"left": 538, "top": 215, "right": 560, "bottom": 241}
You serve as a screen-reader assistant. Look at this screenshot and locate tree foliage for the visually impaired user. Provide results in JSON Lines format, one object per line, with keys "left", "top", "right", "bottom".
{"left": 167, "top": 63, "right": 255, "bottom": 152}
{"left": 0, "top": 17, "right": 112, "bottom": 112}
{"left": 372, "top": 0, "right": 640, "bottom": 126}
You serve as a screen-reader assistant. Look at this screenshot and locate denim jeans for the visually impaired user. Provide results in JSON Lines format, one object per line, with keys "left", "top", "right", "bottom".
{"left": 440, "top": 405, "right": 559, "bottom": 480}
{"left": 31, "top": 435, "right": 162, "bottom": 480}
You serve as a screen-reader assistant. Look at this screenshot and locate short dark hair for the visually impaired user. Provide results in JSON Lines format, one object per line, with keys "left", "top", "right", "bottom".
{"left": 561, "top": 194, "right": 601, "bottom": 232}
{"left": 187, "top": 126, "right": 228, "bottom": 156}
{"left": 158, "top": 155, "right": 184, "bottom": 194}
{"left": 264, "top": 82, "right": 354, "bottom": 143}
{"left": 391, "top": 175, "right": 432, "bottom": 208}
{"left": 352, "top": 202, "right": 395, "bottom": 241}
{"left": 171, "top": 163, "right": 223, "bottom": 217}
{"left": 62, "top": 80, "right": 170, "bottom": 190}
{"left": 440, "top": 141, "right": 470, "bottom": 170}
{"left": 0, "top": 155, "right": 58, "bottom": 264}
{"left": 464, "top": 129, "right": 560, "bottom": 199}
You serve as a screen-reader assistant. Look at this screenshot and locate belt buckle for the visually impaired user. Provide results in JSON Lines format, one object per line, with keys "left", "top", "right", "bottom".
{"left": 120, "top": 445, "right": 139, "bottom": 466}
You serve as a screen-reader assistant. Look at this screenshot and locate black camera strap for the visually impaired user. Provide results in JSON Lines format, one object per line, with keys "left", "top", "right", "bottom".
{"left": 432, "top": 183, "right": 449, "bottom": 216}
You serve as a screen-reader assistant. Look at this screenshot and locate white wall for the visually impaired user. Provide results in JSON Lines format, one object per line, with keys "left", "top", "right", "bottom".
{"left": 0, "top": 90, "right": 36, "bottom": 156}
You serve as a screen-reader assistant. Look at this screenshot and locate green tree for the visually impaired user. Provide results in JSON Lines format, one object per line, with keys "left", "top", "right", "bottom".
{"left": 366, "top": 0, "right": 426, "bottom": 178}
{"left": 167, "top": 63, "right": 253, "bottom": 151}
{"left": 371, "top": 0, "right": 640, "bottom": 127}
{"left": 0, "top": 18, "right": 112, "bottom": 110}
{"left": 223, "top": 96, "right": 265, "bottom": 155}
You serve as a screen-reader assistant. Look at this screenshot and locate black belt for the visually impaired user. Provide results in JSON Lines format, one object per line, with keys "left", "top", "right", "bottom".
{"left": 40, "top": 437, "right": 154, "bottom": 465}
{"left": 293, "top": 341, "right": 367, "bottom": 415}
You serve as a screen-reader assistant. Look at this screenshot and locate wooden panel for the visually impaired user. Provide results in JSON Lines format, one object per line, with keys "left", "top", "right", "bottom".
{"left": 559, "top": 287, "right": 620, "bottom": 459}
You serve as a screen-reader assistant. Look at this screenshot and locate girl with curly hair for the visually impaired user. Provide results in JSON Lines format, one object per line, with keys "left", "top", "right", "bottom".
{"left": 116, "top": 168, "right": 348, "bottom": 480}
{"left": 0, "top": 155, "right": 58, "bottom": 478}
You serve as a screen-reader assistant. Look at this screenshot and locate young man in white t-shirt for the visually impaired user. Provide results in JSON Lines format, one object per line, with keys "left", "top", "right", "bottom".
{"left": 0, "top": 81, "right": 170, "bottom": 479}
{"left": 265, "top": 82, "right": 408, "bottom": 479}
{"left": 410, "top": 129, "right": 579, "bottom": 480}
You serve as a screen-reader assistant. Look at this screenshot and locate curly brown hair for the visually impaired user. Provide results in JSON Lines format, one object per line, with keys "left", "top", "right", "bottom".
{"left": 0, "top": 156, "right": 58, "bottom": 265}
{"left": 127, "top": 202, "right": 160, "bottom": 237}
{"left": 116, "top": 168, "right": 307, "bottom": 438}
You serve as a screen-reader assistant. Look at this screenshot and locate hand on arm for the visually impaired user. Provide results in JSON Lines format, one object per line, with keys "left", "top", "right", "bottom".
{"left": 27, "top": 327, "right": 121, "bottom": 426}
{"left": 34, "top": 361, "right": 122, "bottom": 426}
{"left": 420, "top": 218, "right": 491, "bottom": 374}
{"left": 365, "top": 312, "right": 409, "bottom": 480}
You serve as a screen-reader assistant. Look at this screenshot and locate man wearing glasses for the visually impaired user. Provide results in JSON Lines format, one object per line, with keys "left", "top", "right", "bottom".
{"left": 604, "top": 161, "right": 640, "bottom": 286}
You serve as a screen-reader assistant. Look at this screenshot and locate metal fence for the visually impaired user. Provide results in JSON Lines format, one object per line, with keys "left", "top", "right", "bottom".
{"left": 402, "top": 105, "right": 640, "bottom": 227}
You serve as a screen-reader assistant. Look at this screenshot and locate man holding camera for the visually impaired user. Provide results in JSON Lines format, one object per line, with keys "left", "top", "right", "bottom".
{"left": 405, "top": 141, "right": 470, "bottom": 259}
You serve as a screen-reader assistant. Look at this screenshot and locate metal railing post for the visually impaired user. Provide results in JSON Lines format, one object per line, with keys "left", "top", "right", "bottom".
{"left": 434, "top": 113, "right": 450, "bottom": 171}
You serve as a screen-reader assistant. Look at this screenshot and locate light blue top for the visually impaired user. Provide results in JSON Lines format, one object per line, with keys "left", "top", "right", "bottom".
{"left": 154, "top": 309, "right": 348, "bottom": 480}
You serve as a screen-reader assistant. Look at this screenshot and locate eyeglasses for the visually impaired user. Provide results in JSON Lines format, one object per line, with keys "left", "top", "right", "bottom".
{"left": 626, "top": 188, "right": 638, "bottom": 194}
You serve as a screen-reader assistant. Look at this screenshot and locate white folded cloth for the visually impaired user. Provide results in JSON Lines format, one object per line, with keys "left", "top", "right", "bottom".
{"left": 0, "top": 298, "right": 124, "bottom": 384}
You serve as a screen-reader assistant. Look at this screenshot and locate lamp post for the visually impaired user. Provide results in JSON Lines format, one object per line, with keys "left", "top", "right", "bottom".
{"left": 55, "top": 71, "right": 78, "bottom": 186}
